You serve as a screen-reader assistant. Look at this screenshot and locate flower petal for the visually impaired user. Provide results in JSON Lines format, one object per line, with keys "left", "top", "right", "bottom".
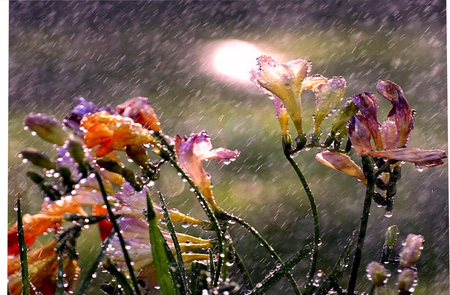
{"left": 369, "top": 148, "right": 446, "bottom": 167}
{"left": 316, "top": 151, "right": 367, "bottom": 184}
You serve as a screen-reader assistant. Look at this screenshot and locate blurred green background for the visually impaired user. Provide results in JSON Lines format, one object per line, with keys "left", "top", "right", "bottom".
{"left": 9, "top": 1, "right": 447, "bottom": 294}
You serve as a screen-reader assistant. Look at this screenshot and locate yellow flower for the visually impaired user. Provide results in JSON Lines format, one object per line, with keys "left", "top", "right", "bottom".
{"left": 81, "top": 111, "right": 157, "bottom": 157}
{"left": 251, "top": 55, "right": 311, "bottom": 137}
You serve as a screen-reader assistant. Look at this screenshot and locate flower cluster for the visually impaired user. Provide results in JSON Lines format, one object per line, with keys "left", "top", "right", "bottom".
{"left": 9, "top": 95, "right": 240, "bottom": 294}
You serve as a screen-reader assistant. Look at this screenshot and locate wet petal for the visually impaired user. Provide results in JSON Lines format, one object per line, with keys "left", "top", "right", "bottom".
{"left": 369, "top": 148, "right": 446, "bottom": 167}
{"left": 316, "top": 151, "right": 367, "bottom": 184}
{"left": 399, "top": 234, "right": 424, "bottom": 268}
{"left": 348, "top": 115, "right": 374, "bottom": 155}
{"left": 352, "top": 92, "right": 383, "bottom": 150}
{"left": 251, "top": 55, "right": 311, "bottom": 136}
{"left": 175, "top": 131, "right": 239, "bottom": 210}
{"left": 376, "top": 80, "right": 414, "bottom": 147}
{"left": 313, "top": 76, "right": 347, "bottom": 133}
{"left": 81, "top": 111, "right": 157, "bottom": 157}
{"left": 116, "top": 97, "right": 161, "bottom": 132}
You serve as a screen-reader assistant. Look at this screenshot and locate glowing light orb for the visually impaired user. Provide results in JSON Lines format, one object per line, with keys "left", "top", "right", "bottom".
{"left": 212, "top": 40, "right": 263, "bottom": 82}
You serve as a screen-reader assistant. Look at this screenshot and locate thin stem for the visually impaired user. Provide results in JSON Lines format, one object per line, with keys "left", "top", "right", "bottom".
{"left": 226, "top": 213, "right": 301, "bottom": 295}
{"left": 348, "top": 155, "right": 374, "bottom": 295}
{"left": 284, "top": 152, "right": 320, "bottom": 284}
{"left": 16, "top": 194, "right": 30, "bottom": 295}
{"left": 232, "top": 245, "right": 255, "bottom": 290}
{"left": 94, "top": 171, "right": 143, "bottom": 295}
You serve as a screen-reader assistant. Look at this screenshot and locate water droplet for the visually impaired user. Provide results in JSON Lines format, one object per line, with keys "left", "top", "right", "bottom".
{"left": 415, "top": 165, "right": 424, "bottom": 172}
{"left": 384, "top": 210, "right": 393, "bottom": 218}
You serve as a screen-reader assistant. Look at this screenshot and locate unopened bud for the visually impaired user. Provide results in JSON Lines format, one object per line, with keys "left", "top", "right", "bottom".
{"left": 399, "top": 234, "right": 424, "bottom": 268}
{"left": 366, "top": 261, "right": 390, "bottom": 287}
{"left": 24, "top": 113, "right": 68, "bottom": 146}
{"left": 397, "top": 268, "right": 417, "bottom": 292}
{"left": 384, "top": 225, "right": 399, "bottom": 247}
{"left": 20, "top": 148, "right": 56, "bottom": 170}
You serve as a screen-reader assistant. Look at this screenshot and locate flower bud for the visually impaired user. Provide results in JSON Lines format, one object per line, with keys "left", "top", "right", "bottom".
{"left": 384, "top": 225, "right": 399, "bottom": 247}
{"left": 366, "top": 261, "right": 390, "bottom": 287}
{"left": 20, "top": 148, "right": 56, "bottom": 170}
{"left": 24, "top": 113, "right": 68, "bottom": 146}
{"left": 397, "top": 268, "right": 417, "bottom": 292}
{"left": 399, "top": 234, "right": 424, "bottom": 268}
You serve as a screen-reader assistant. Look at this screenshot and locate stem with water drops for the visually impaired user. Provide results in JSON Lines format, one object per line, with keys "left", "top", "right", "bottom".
{"left": 225, "top": 213, "right": 301, "bottom": 295}
{"left": 347, "top": 155, "right": 374, "bottom": 295}
{"left": 283, "top": 148, "right": 321, "bottom": 287}
{"left": 93, "top": 171, "right": 143, "bottom": 295}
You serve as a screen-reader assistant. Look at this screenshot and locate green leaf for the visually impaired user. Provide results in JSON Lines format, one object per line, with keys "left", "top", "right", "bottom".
{"left": 145, "top": 192, "right": 178, "bottom": 295}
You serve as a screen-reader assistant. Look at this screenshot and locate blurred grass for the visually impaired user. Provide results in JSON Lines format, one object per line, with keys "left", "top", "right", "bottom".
{"left": 9, "top": 1, "right": 447, "bottom": 294}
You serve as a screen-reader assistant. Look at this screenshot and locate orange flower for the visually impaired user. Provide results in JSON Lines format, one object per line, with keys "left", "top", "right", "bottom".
{"left": 81, "top": 111, "right": 157, "bottom": 157}
{"left": 116, "top": 97, "right": 161, "bottom": 132}
{"left": 8, "top": 241, "right": 80, "bottom": 295}
{"left": 8, "top": 197, "right": 86, "bottom": 256}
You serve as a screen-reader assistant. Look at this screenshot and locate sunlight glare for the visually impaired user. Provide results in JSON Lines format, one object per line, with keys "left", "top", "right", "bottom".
{"left": 212, "top": 40, "right": 263, "bottom": 82}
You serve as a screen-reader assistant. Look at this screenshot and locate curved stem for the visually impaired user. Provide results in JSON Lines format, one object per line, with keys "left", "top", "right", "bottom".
{"left": 284, "top": 152, "right": 320, "bottom": 284}
{"left": 347, "top": 155, "right": 374, "bottom": 294}
{"left": 226, "top": 213, "right": 301, "bottom": 295}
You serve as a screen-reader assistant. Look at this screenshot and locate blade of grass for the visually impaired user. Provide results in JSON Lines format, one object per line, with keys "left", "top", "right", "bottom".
{"left": 16, "top": 194, "right": 31, "bottom": 295}
{"left": 146, "top": 192, "right": 178, "bottom": 295}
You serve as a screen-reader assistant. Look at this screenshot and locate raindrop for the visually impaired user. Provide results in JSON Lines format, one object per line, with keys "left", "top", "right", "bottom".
{"left": 181, "top": 222, "right": 190, "bottom": 228}
{"left": 384, "top": 210, "right": 393, "bottom": 218}
{"left": 415, "top": 165, "right": 424, "bottom": 172}
{"left": 92, "top": 272, "right": 97, "bottom": 278}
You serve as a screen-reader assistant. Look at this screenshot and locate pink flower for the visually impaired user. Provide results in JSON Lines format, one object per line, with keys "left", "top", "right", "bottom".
{"left": 349, "top": 80, "right": 446, "bottom": 167}
{"left": 175, "top": 131, "right": 240, "bottom": 211}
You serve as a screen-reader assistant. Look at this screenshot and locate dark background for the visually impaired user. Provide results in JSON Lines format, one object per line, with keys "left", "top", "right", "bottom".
{"left": 9, "top": 1, "right": 447, "bottom": 294}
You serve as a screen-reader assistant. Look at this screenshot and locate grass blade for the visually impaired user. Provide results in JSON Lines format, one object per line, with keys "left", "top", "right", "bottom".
{"left": 146, "top": 192, "right": 178, "bottom": 295}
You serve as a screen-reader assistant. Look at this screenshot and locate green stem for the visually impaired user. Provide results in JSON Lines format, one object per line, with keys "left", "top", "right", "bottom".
{"left": 94, "top": 171, "right": 143, "bottom": 295}
{"left": 232, "top": 246, "right": 255, "bottom": 290}
{"left": 347, "top": 155, "right": 374, "bottom": 295}
{"left": 284, "top": 152, "right": 320, "bottom": 285}
{"left": 226, "top": 213, "right": 301, "bottom": 295}
{"left": 16, "top": 194, "right": 31, "bottom": 295}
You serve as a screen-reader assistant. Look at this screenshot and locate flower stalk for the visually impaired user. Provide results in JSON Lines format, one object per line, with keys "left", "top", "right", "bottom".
{"left": 348, "top": 155, "right": 374, "bottom": 294}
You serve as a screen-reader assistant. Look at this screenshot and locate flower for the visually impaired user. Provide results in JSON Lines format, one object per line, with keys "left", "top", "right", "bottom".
{"left": 175, "top": 131, "right": 240, "bottom": 211}
{"left": 315, "top": 151, "right": 367, "bottom": 184}
{"left": 397, "top": 268, "right": 417, "bottom": 293}
{"left": 8, "top": 241, "right": 80, "bottom": 295}
{"left": 251, "top": 55, "right": 311, "bottom": 137}
{"left": 24, "top": 113, "right": 69, "bottom": 146}
{"left": 81, "top": 111, "right": 158, "bottom": 157}
{"left": 310, "top": 75, "right": 347, "bottom": 134}
{"left": 349, "top": 80, "right": 446, "bottom": 167}
{"left": 116, "top": 97, "right": 161, "bottom": 132}
{"left": 8, "top": 197, "right": 86, "bottom": 256}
